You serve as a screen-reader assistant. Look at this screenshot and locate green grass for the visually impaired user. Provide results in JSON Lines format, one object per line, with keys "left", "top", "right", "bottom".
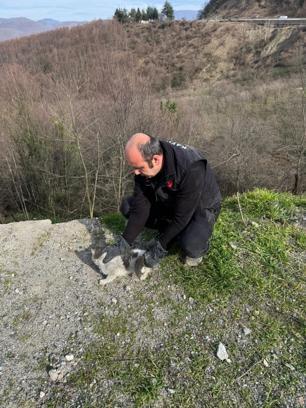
{"left": 45, "top": 189, "right": 306, "bottom": 407}
{"left": 102, "top": 212, "right": 126, "bottom": 234}
{"left": 226, "top": 189, "right": 305, "bottom": 221}
{"left": 170, "top": 189, "right": 305, "bottom": 301}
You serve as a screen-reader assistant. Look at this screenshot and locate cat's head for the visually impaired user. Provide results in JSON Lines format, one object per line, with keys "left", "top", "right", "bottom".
{"left": 124, "top": 249, "right": 146, "bottom": 277}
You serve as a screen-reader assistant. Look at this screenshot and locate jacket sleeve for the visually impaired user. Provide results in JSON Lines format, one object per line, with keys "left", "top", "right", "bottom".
{"left": 159, "top": 161, "right": 205, "bottom": 248}
{"left": 122, "top": 177, "right": 151, "bottom": 245}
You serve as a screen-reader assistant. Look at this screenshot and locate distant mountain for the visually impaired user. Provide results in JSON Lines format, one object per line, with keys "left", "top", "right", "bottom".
{"left": 174, "top": 10, "right": 200, "bottom": 20}
{"left": 0, "top": 17, "right": 85, "bottom": 42}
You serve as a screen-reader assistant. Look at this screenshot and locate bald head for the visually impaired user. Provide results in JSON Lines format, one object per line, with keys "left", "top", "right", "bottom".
{"left": 125, "top": 133, "right": 163, "bottom": 178}
{"left": 126, "top": 133, "right": 151, "bottom": 150}
{"left": 125, "top": 133, "right": 150, "bottom": 162}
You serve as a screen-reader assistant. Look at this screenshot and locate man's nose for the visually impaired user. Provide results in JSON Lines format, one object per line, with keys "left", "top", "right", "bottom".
{"left": 134, "top": 169, "right": 140, "bottom": 175}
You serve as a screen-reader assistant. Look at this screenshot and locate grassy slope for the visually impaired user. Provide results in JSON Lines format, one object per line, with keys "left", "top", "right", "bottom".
{"left": 44, "top": 189, "right": 306, "bottom": 406}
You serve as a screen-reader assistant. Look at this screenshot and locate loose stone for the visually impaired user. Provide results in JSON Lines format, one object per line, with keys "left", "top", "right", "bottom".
{"left": 217, "top": 342, "right": 229, "bottom": 362}
{"left": 48, "top": 369, "right": 59, "bottom": 382}
{"left": 65, "top": 354, "right": 74, "bottom": 362}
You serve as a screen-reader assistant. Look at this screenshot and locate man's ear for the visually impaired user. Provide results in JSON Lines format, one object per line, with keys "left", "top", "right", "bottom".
{"left": 152, "top": 154, "right": 162, "bottom": 166}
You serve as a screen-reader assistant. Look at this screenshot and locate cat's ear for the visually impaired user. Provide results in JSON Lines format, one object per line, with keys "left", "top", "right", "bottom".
{"left": 91, "top": 247, "right": 104, "bottom": 259}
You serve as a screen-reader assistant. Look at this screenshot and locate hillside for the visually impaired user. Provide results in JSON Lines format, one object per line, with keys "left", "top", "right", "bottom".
{"left": 0, "top": 20, "right": 304, "bottom": 87}
{"left": 123, "top": 20, "right": 304, "bottom": 85}
{"left": 0, "top": 19, "right": 304, "bottom": 222}
{"left": 203, "top": 0, "right": 306, "bottom": 18}
{"left": 0, "top": 190, "right": 305, "bottom": 406}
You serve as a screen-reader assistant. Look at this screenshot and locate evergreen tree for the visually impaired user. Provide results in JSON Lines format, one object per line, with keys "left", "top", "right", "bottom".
{"left": 114, "top": 8, "right": 121, "bottom": 21}
{"left": 135, "top": 8, "right": 142, "bottom": 22}
{"left": 141, "top": 9, "right": 148, "bottom": 21}
{"left": 129, "top": 8, "right": 136, "bottom": 22}
{"left": 161, "top": 1, "right": 174, "bottom": 21}
{"left": 122, "top": 9, "right": 129, "bottom": 23}
{"left": 146, "top": 6, "right": 155, "bottom": 20}
{"left": 114, "top": 5, "right": 159, "bottom": 23}
{"left": 152, "top": 7, "right": 159, "bottom": 20}
{"left": 113, "top": 8, "right": 129, "bottom": 23}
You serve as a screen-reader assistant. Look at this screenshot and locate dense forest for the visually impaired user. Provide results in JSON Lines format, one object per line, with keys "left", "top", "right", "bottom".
{"left": 0, "top": 19, "right": 305, "bottom": 222}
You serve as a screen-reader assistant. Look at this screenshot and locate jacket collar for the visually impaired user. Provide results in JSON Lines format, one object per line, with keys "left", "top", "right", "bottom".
{"left": 159, "top": 140, "right": 176, "bottom": 182}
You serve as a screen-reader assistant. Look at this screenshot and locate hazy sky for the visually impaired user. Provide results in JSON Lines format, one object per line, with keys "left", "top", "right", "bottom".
{"left": 0, "top": 1, "right": 207, "bottom": 21}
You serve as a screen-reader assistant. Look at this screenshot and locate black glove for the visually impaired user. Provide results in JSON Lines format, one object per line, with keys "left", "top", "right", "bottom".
{"left": 103, "top": 236, "right": 131, "bottom": 264}
{"left": 144, "top": 240, "right": 167, "bottom": 268}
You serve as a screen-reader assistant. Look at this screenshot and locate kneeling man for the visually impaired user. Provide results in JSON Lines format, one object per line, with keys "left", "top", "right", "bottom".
{"left": 103, "top": 133, "right": 221, "bottom": 268}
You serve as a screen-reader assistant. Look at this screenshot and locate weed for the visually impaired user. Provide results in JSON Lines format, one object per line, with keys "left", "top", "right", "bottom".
{"left": 12, "top": 310, "right": 32, "bottom": 327}
{"left": 31, "top": 231, "right": 51, "bottom": 256}
{"left": 2, "top": 278, "right": 13, "bottom": 293}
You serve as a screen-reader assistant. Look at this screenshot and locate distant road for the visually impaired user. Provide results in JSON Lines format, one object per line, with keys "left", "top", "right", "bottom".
{"left": 207, "top": 18, "right": 306, "bottom": 26}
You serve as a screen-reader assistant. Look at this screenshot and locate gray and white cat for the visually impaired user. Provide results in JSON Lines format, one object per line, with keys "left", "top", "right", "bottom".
{"left": 91, "top": 248, "right": 152, "bottom": 285}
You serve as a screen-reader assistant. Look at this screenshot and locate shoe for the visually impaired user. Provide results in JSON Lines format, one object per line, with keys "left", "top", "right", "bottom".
{"left": 184, "top": 256, "right": 203, "bottom": 267}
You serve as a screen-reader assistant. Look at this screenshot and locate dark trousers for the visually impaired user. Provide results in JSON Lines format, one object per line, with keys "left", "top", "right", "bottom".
{"left": 120, "top": 197, "right": 220, "bottom": 258}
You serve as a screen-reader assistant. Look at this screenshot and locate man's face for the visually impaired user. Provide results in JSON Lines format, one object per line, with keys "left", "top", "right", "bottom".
{"left": 126, "top": 149, "right": 163, "bottom": 178}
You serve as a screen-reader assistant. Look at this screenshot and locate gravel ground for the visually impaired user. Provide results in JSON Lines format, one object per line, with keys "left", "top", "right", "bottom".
{"left": 0, "top": 218, "right": 124, "bottom": 406}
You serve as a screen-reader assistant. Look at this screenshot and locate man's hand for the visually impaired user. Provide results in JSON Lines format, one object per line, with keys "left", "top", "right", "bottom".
{"left": 103, "top": 236, "right": 131, "bottom": 264}
{"left": 144, "top": 240, "right": 167, "bottom": 268}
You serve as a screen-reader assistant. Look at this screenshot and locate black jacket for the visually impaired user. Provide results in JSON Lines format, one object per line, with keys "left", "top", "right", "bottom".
{"left": 122, "top": 140, "right": 221, "bottom": 248}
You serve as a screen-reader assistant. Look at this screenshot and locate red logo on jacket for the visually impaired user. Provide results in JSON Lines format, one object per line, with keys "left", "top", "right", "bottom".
{"left": 166, "top": 179, "right": 174, "bottom": 189}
